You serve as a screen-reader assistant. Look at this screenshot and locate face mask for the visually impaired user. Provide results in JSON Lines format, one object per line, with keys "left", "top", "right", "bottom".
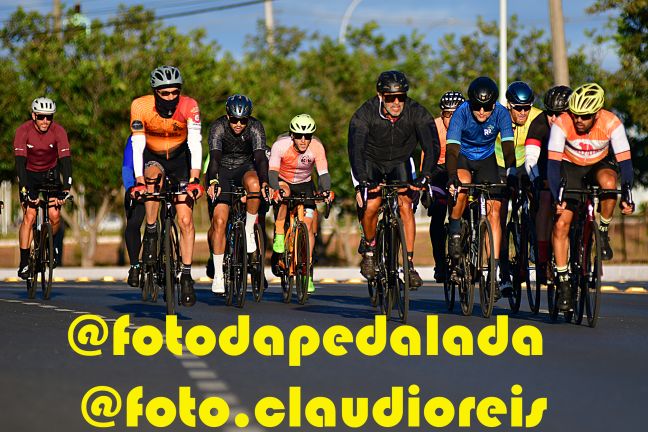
{"left": 154, "top": 91, "right": 180, "bottom": 118}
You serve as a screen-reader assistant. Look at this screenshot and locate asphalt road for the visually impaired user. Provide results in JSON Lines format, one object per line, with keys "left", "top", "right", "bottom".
{"left": 1, "top": 281, "right": 647, "bottom": 431}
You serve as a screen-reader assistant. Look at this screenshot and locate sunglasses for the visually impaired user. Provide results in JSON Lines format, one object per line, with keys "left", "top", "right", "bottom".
{"left": 35, "top": 114, "right": 54, "bottom": 121}
{"left": 511, "top": 104, "right": 532, "bottom": 112}
{"left": 441, "top": 111, "right": 454, "bottom": 119}
{"left": 293, "top": 133, "right": 313, "bottom": 141}
{"left": 157, "top": 89, "right": 180, "bottom": 97}
{"left": 469, "top": 102, "right": 494, "bottom": 112}
{"left": 546, "top": 111, "right": 561, "bottom": 118}
{"left": 571, "top": 112, "right": 594, "bottom": 121}
{"left": 383, "top": 93, "right": 407, "bottom": 103}
{"left": 229, "top": 116, "right": 249, "bottom": 125}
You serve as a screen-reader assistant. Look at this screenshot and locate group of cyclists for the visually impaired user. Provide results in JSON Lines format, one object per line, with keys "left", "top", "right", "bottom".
{"left": 13, "top": 65, "right": 635, "bottom": 314}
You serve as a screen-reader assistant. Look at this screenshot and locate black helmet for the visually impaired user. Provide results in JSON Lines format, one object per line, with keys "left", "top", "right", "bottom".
{"left": 226, "top": 94, "right": 253, "bottom": 117}
{"left": 543, "top": 85, "right": 573, "bottom": 112}
{"left": 439, "top": 91, "right": 465, "bottom": 111}
{"left": 506, "top": 81, "right": 535, "bottom": 105}
{"left": 376, "top": 70, "right": 409, "bottom": 93}
{"left": 467, "top": 76, "right": 498, "bottom": 108}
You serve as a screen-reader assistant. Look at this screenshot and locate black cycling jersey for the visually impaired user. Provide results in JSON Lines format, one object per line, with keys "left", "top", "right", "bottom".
{"left": 525, "top": 112, "right": 551, "bottom": 180}
{"left": 207, "top": 115, "right": 268, "bottom": 183}
{"left": 348, "top": 96, "right": 439, "bottom": 183}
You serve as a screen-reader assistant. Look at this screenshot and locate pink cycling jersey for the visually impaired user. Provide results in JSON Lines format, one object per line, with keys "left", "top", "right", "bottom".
{"left": 269, "top": 135, "right": 328, "bottom": 184}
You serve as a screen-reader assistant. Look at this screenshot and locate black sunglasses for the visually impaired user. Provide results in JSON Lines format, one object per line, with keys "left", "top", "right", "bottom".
{"left": 546, "top": 111, "right": 561, "bottom": 118}
{"left": 229, "top": 116, "right": 249, "bottom": 125}
{"left": 469, "top": 101, "right": 494, "bottom": 112}
{"left": 292, "top": 133, "right": 313, "bottom": 141}
{"left": 383, "top": 93, "right": 407, "bottom": 103}
{"left": 571, "top": 112, "right": 594, "bottom": 121}
{"left": 511, "top": 104, "right": 532, "bottom": 112}
{"left": 35, "top": 114, "right": 54, "bottom": 121}
{"left": 157, "top": 89, "right": 180, "bottom": 97}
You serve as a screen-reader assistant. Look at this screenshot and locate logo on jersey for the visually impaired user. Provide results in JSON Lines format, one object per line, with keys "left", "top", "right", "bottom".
{"left": 483, "top": 125, "right": 495, "bottom": 136}
{"left": 190, "top": 106, "right": 200, "bottom": 124}
{"left": 131, "top": 120, "right": 144, "bottom": 131}
{"left": 300, "top": 155, "right": 313, "bottom": 165}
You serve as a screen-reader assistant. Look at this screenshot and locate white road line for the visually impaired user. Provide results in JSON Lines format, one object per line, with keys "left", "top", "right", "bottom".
{"left": 195, "top": 380, "right": 228, "bottom": 392}
{"left": 188, "top": 369, "right": 219, "bottom": 380}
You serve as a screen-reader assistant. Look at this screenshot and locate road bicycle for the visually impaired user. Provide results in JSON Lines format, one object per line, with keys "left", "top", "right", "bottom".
{"left": 446, "top": 182, "right": 507, "bottom": 318}
{"left": 365, "top": 182, "right": 412, "bottom": 323}
{"left": 24, "top": 187, "right": 72, "bottom": 300}
{"left": 278, "top": 192, "right": 331, "bottom": 305}
{"left": 548, "top": 182, "right": 632, "bottom": 327}
{"left": 217, "top": 186, "right": 266, "bottom": 308}
{"left": 137, "top": 175, "right": 188, "bottom": 315}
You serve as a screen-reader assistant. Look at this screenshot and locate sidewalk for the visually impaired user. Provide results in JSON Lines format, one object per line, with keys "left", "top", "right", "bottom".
{"left": 1, "top": 266, "right": 647, "bottom": 283}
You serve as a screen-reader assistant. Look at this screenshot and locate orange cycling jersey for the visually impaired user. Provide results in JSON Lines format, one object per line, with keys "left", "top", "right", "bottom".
{"left": 548, "top": 109, "right": 631, "bottom": 166}
{"left": 130, "top": 95, "right": 201, "bottom": 156}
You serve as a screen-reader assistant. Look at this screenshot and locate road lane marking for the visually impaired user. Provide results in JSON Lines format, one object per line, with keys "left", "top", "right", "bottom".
{"left": 625, "top": 287, "right": 647, "bottom": 294}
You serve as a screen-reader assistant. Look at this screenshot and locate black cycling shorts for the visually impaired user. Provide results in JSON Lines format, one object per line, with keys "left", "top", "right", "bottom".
{"left": 143, "top": 144, "right": 190, "bottom": 184}
{"left": 21, "top": 168, "right": 62, "bottom": 204}
{"left": 364, "top": 159, "right": 413, "bottom": 183}
{"left": 457, "top": 153, "right": 504, "bottom": 199}
{"left": 561, "top": 159, "right": 619, "bottom": 211}
{"left": 280, "top": 178, "right": 316, "bottom": 209}
{"left": 208, "top": 162, "right": 257, "bottom": 216}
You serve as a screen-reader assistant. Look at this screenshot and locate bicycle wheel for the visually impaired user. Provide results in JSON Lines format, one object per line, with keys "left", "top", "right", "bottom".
{"left": 26, "top": 227, "right": 38, "bottom": 299}
{"left": 142, "top": 265, "right": 156, "bottom": 302}
{"left": 250, "top": 224, "right": 265, "bottom": 302}
{"left": 506, "top": 221, "right": 522, "bottom": 313}
{"left": 375, "top": 221, "right": 389, "bottom": 315}
{"left": 40, "top": 223, "right": 54, "bottom": 300}
{"left": 521, "top": 210, "right": 541, "bottom": 314}
{"left": 163, "top": 218, "right": 177, "bottom": 315}
{"left": 391, "top": 218, "right": 410, "bottom": 323}
{"left": 294, "top": 221, "right": 310, "bottom": 305}
{"left": 442, "top": 225, "right": 456, "bottom": 311}
{"left": 584, "top": 221, "right": 602, "bottom": 327}
{"left": 478, "top": 219, "right": 496, "bottom": 318}
{"left": 231, "top": 221, "right": 248, "bottom": 308}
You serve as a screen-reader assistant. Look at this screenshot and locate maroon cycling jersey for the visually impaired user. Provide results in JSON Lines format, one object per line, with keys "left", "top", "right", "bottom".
{"left": 13, "top": 121, "right": 71, "bottom": 172}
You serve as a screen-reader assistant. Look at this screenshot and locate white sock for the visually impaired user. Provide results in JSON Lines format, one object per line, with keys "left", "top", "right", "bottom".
{"left": 245, "top": 212, "right": 257, "bottom": 252}
{"left": 213, "top": 253, "right": 224, "bottom": 278}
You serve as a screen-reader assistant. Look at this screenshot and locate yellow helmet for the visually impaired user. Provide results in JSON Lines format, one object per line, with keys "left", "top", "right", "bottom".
{"left": 568, "top": 83, "right": 605, "bottom": 115}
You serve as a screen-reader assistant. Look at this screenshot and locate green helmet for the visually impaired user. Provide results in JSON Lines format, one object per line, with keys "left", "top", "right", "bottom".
{"left": 289, "top": 114, "right": 316, "bottom": 133}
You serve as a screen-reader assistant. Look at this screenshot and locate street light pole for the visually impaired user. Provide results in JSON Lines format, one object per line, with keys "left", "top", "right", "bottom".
{"left": 339, "top": 0, "right": 363, "bottom": 45}
{"left": 499, "top": 0, "right": 507, "bottom": 104}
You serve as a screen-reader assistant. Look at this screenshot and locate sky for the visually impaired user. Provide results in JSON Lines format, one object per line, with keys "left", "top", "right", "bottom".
{"left": 0, "top": 0, "right": 620, "bottom": 70}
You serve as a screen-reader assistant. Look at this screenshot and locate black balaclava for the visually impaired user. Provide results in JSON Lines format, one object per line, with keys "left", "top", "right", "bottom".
{"left": 154, "top": 86, "right": 181, "bottom": 118}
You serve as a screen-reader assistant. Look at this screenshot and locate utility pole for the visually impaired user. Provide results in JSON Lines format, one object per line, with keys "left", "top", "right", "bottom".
{"left": 264, "top": 0, "right": 275, "bottom": 52}
{"left": 549, "top": 0, "right": 570, "bottom": 86}
{"left": 53, "top": 0, "right": 62, "bottom": 38}
{"left": 499, "top": 0, "right": 507, "bottom": 104}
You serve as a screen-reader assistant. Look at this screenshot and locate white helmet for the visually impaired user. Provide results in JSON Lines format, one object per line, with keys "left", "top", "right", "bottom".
{"left": 150, "top": 65, "right": 183, "bottom": 89}
{"left": 31, "top": 97, "right": 56, "bottom": 114}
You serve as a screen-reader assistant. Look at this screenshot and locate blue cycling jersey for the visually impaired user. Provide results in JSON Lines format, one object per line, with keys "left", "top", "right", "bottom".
{"left": 446, "top": 101, "right": 514, "bottom": 161}
{"left": 122, "top": 135, "right": 135, "bottom": 190}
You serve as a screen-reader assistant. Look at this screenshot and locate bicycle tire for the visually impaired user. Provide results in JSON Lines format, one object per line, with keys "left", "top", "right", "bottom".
{"left": 40, "top": 223, "right": 54, "bottom": 300}
{"left": 506, "top": 221, "right": 522, "bottom": 313}
{"left": 442, "top": 225, "right": 456, "bottom": 311}
{"left": 584, "top": 221, "right": 602, "bottom": 327}
{"left": 294, "top": 221, "right": 310, "bottom": 305}
{"left": 163, "top": 218, "right": 176, "bottom": 315}
{"left": 391, "top": 217, "right": 410, "bottom": 323}
{"left": 375, "top": 221, "right": 389, "bottom": 315}
{"left": 142, "top": 265, "right": 156, "bottom": 302}
{"left": 478, "top": 219, "right": 496, "bottom": 318}
{"left": 26, "top": 226, "right": 38, "bottom": 299}
{"left": 522, "top": 211, "right": 541, "bottom": 314}
{"left": 232, "top": 221, "right": 248, "bottom": 308}
{"left": 251, "top": 224, "right": 265, "bottom": 302}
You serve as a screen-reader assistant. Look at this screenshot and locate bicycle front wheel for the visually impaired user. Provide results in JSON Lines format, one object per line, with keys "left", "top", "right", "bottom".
{"left": 391, "top": 218, "right": 410, "bottom": 323}
{"left": 163, "top": 218, "right": 178, "bottom": 315}
{"left": 232, "top": 221, "right": 248, "bottom": 308}
{"left": 250, "top": 224, "right": 265, "bottom": 302}
{"left": 584, "top": 221, "right": 602, "bottom": 327}
{"left": 506, "top": 221, "right": 522, "bottom": 313}
{"left": 478, "top": 219, "right": 496, "bottom": 318}
{"left": 294, "top": 221, "right": 310, "bottom": 305}
{"left": 40, "top": 223, "right": 54, "bottom": 300}
{"left": 442, "top": 225, "right": 455, "bottom": 311}
{"left": 375, "top": 221, "right": 389, "bottom": 315}
{"left": 26, "top": 227, "right": 39, "bottom": 299}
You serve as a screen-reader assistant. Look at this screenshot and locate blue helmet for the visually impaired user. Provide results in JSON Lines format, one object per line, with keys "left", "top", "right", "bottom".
{"left": 506, "top": 81, "right": 535, "bottom": 105}
{"left": 225, "top": 94, "right": 253, "bottom": 117}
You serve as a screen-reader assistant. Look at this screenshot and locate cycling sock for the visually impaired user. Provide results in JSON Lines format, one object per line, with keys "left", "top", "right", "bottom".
{"left": 599, "top": 216, "right": 611, "bottom": 232}
{"left": 19, "top": 248, "right": 29, "bottom": 267}
{"left": 213, "top": 253, "right": 224, "bottom": 278}
{"left": 273, "top": 234, "right": 285, "bottom": 253}
{"left": 364, "top": 237, "right": 376, "bottom": 255}
{"left": 146, "top": 223, "right": 157, "bottom": 234}
{"left": 245, "top": 212, "right": 257, "bottom": 234}
{"left": 538, "top": 241, "right": 549, "bottom": 263}
{"left": 181, "top": 264, "right": 192, "bottom": 276}
{"left": 556, "top": 265, "right": 568, "bottom": 274}
{"left": 449, "top": 218, "right": 461, "bottom": 234}
{"left": 495, "top": 259, "right": 500, "bottom": 280}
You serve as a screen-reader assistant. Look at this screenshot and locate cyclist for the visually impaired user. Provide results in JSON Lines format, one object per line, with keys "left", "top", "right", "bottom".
{"left": 348, "top": 70, "right": 440, "bottom": 288}
{"left": 129, "top": 65, "right": 204, "bottom": 307}
{"left": 269, "top": 114, "right": 332, "bottom": 294}
{"left": 548, "top": 82, "right": 634, "bottom": 310}
{"left": 524, "top": 85, "right": 573, "bottom": 284}
{"left": 422, "top": 91, "right": 465, "bottom": 283}
{"left": 122, "top": 135, "right": 146, "bottom": 287}
{"left": 205, "top": 94, "right": 269, "bottom": 295}
{"left": 496, "top": 81, "right": 543, "bottom": 296}
{"left": 446, "top": 76, "right": 516, "bottom": 299}
{"left": 14, "top": 97, "right": 72, "bottom": 280}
